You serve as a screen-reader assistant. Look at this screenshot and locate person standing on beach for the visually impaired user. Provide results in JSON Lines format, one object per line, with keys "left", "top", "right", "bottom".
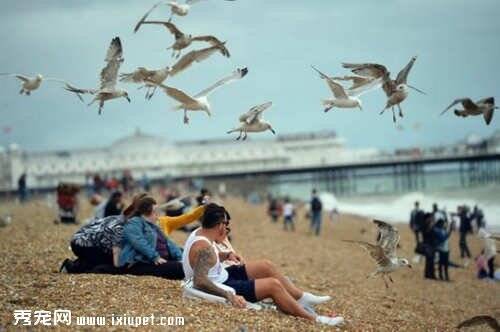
{"left": 471, "top": 205, "right": 485, "bottom": 229}
{"left": 410, "top": 201, "right": 424, "bottom": 263}
{"left": 268, "top": 196, "right": 280, "bottom": 223}
{"left": 310, "top": 189, "right": 323, "bottom": 236}
{"left": 433, "top": 219, "right": 453, "bottom": 281}
{"left": 283, "top": 197, "right": 295, "bottom": 231}
{"left": 17, "top": 173, "right": 27, "bottom": 203}
{"left": 421, "top": 213, "right": 437, "bottom": 280}
{"left": 410, "top": 201, "right": 423, "bottom": 243}
{"left": 457, "top": 206, "right": 472, "bottom": 265}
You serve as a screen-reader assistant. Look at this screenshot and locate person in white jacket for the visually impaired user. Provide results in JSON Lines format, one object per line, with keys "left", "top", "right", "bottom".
{"left": 478, "top": 228, "right": 497, "bottom": 279}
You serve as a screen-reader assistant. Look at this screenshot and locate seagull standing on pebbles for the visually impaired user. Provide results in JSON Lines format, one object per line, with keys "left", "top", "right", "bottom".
{"left": 311, "top": 66, "right": 366, "bottom": 112}
{"left": 120, "top": 43, "right": 230, "bottom": 100}
{"left": 0, "top": 73, "right": 69, "bottom": 95}
{"left": 441, "top": 97, "right": 497, "bottom": 125}
{"left": 227, "top": 101, "right": 275, "bottom": 140}
{"left": 342, "top": 56, "right": 425, "bottom": 122}
{"left": 64, "top": 37, "right": 130, "bottom": 114}
{"left": 344, "top": 219, "right": 412, "bottom": 288}
{"left": 148, "top": 67, "right": 248, "bottom": 124}
{"left": 134, "top": 20, "right": 228, "bottom": 59}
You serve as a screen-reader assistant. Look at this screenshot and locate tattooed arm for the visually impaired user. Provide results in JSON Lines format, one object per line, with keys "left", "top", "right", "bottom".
{"left": 192, "top": 242, "right": 246, "bottom": 308}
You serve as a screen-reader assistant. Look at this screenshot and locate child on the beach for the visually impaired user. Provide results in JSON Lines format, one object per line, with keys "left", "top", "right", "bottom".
{"left": 283, "top": 197, "right": 295, "bottom": 231}
{"left": 475, "top": 250, "right": 489, "bottom": 279}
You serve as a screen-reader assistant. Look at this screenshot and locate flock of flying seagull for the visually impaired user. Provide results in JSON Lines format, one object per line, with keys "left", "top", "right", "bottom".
{"left": 0, "top": 0, "right": 497, "bottom": 142}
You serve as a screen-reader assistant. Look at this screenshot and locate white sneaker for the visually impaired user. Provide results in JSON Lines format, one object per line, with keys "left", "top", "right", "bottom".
{"left": 299, "top": 292, "right": 332, "bottom": 307}
{"left": 316, "top": 315, "right": 344, "bottom": 326}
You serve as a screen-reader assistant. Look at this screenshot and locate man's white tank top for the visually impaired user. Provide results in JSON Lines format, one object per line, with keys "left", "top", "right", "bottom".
{"left": 182, "top": 228, "right": 229, "bottom": 283}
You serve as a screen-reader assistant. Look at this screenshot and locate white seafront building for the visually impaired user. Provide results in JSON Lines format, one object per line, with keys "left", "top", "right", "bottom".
{"left": 0, "top": 129, "right": 379, "bottom": 191}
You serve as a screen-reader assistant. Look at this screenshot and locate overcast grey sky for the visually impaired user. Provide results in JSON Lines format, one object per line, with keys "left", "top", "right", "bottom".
{"left": 0, "top": 0, "right": 499, "bottom": 151}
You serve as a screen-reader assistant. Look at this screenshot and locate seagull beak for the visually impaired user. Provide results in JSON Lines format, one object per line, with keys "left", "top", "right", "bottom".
{"left": 270, "top": 128, "right": 276, "bottom": 135}
{"left": 408, "top": 264, "right": 412, "bottom": 269}
{"left": 126, "top": 96, "right": 131, "bottom": 103}
{"left": 407, "top": 85, "right": 426, "bottom": 95}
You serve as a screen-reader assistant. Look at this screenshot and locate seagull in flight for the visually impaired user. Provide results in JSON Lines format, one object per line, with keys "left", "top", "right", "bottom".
{"left": 344, "top": 219, "right": 412, "bottom": 288}
{"left": 311, "top": 66, "right": 377, "bottom": 112}
{"left": 120, "top": 43, "right": 230, "bottom": 100}
{"left": 227, "top": 101, "right": 275, "bottom": 140}
{"left": 148, "top": 67, "right": 248, "bottom": 124}
{"left": 135, "top": 0, "right": 235, "bottom": 26}
{"left": 134, "top": 20, "right": 229, "bottom": 58}
{"left": 441, "top": 97, "right": 497, "bottom": 125}
{"left": 64, "top": 37, "right": 130, "bottom": 114}
{"left": 0, "top": 73, "right": 70, "bottom": 95}
{"left": 342, "top": 56, "right": 425, "bottom": 122}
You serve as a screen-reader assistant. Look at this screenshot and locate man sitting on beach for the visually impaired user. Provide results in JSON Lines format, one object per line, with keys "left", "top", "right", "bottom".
{"left": 182, "top": 203, "right": 344, "bottom": 327}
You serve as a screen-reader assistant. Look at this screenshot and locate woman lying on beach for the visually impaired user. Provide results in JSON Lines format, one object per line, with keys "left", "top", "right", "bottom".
{"left": 60, "top": 193, "right": 205, "bottom": 277}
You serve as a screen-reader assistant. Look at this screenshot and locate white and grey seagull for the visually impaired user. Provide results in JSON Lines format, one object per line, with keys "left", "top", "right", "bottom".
{"left": 120, "top": 43, "right": 230, "bottom": 100}
{"left": 135, "top": 0, "right": 235, "bottom": 27}
{"left": 0, "top": 73, "right": 70, "bottom": 95}
{"left": 227, "top": 101, "right": 275, "bottom": 140}
{"left": 64, "top": 37, "right": 130, "bottom": 114}
{"left": 311, "top": 65, "right": 374, "bottom": 112}
{"left": 342, "top": 56, "right": 425, "bottom": 122}
{"left": 134, "top": 20, "right": 229, "bottom": 58}
{"left": 148, "top": 67, "right": 248, "bottom": 124}
{"left": 344, "top": 219, "right": 412, "bottom": 288}
{"left": 441, "top": 97, "right": 497, "bottom": 125}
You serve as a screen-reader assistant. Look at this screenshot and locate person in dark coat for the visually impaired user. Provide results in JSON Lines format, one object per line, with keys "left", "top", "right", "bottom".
{"left": 457, "top": 205, "right": 472, "bottom": 261}
{"left": 421, "top": 213, "right": 437, "bottom": 280}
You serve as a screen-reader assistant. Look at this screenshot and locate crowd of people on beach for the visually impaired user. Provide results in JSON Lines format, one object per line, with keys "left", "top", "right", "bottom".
{"left": 58, "top": 186, "right": 345, "bottom": 327}
{"left": 409, "top": 201, "right": 497, "bottom": 281}
{"left": 267, "top": 189, "right": 334, "bottom": 236}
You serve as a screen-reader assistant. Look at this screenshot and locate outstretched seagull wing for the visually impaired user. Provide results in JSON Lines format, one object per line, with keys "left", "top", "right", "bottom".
{"left": 138, "top": 21, "right": 184, "bottom": 39}
{"left": 334, "top": 75, "right": 383, "bottom": 97}
{"left": 441, "top": 98, "right": 476, "bottom": 115}
{"left": 100, "top": 37, "right": 124, "bottom": 92}
{"left": 476, "top": 97, "right": 495, "bottom": 106}
{"left": 0, "top": 73, "right": 30, "bottom": 82}
{"left": 134, "top": 2, "right": 162, "bottom": 33}
{"left": 191, "top": 36, "right": 230, "bottom": 57}
{"left": 63, "top": 83, "right": 97, "bottom": 102}
{"left": 342, "top": 62, "right": 389, "bottom": 80}
{"left": 343, "top": 240, "right": 390, "bottom": 267}
{"left": 395, "top": 56, "right": 418, "bottom": 85}
{"left": 169, "top": 44, "right": 228, "bottom": 77}
{"left": 239, "top": 101, "right": 272, "bottom": 124}
{"left": 154, "top": 83, "right": 198, "bottom": 105}
{"left": 120, "top": 67, "right": 156, "bottom": 83}
{"left": 194, "top": 67, "right": 248, "bottom": 98}
{"left": 311, "top": 66, "right": 348, "bottom": 99}
{"left": 373, "top": 219, "right": 400, "bottom": 259}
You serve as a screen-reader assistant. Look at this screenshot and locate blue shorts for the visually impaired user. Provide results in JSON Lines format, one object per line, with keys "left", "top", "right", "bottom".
{"left": 223, "top": 265, "right": 257, "bottom": 303}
